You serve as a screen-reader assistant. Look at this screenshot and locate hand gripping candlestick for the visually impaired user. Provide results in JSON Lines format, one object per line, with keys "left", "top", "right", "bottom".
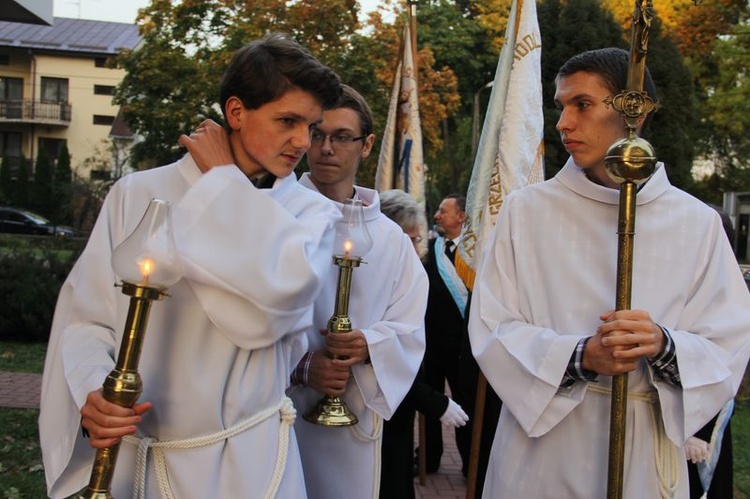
{"left": 80, "top": 199, "right": 183, "bottom": 498}
{"left": 602, "top": 1, "right": 659, "bottom": 498}
{"left": 305, "top": 198, "right": 373, "bottom": 426}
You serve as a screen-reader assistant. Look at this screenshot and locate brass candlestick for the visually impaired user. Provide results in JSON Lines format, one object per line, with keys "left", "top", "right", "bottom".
{"left": 304, "top": 255, "right": 363, "bottom": 426}
{"left": 80, "top": 199, "right": 182, "bottom": 498}
{"left": 81, "top": 283, "right": 167, "bottom": 498}
{"left": 304, "top": 198, "right": 372, "bottom": 427}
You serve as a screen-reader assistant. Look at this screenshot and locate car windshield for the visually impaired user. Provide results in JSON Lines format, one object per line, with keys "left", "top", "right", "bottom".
{"left": 20, "top": 210, "right": 50, "bottom": 225}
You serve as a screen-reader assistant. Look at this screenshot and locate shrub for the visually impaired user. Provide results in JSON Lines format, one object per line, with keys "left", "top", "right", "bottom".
{"left": 0, "top": 234, "right": 85, "bottom": 341}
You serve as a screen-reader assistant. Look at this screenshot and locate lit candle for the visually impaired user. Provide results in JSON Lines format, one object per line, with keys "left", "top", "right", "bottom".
{"left": 138, "top": 258, "right": 154, "bottom": 287}
{"left": 343, "top": 240, "right": 353, "bottom": 259}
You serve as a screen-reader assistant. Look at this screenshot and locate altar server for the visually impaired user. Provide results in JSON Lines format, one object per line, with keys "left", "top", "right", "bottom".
{"left": 469, "top": 47, "right": 750, "bottom": 498}
{"left": 39, "top": 33, "right": 341, "bottom": 498}
{"left": 288, "top": 84, "right": 427, "bottom": 498}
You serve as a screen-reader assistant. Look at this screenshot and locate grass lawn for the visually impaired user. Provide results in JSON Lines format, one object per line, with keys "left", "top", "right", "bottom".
{"left": 0, "top": 408, "right": 46, "bottom": 498}
{"left": 0, "top": 342, "right": 47, "bottom": 373}
{"left": 0, "top": 341, "right": 748, "bottom": 496}
{"left": 736, "top": 399, "right": 750, "bottom": 498}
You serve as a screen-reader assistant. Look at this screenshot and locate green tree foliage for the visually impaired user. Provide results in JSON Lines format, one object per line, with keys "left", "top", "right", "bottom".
{"left": 31, "top": 148, "right": 53, "bottom": 217}
{"left": 54, "top": 144, "right": 72, "bottom": 186}
{"left": 53, "top": 144, "right": 73, "bottom": 224}
{"left": 13, "top": 160, "right": 29, "bottom": 208}
{"left": 644, "top": 18, "right": 699, "bottom": 191}
{"left": 698, "top": 21, "right": 750, "bottom": 193}
{"left": 115, "top": 38, "right": 219, "bottom": 168}
{"left": 0, "top": 154, "right": 12, "bottom": 204}
{"left": 0, "top": 235, "right": 84, "bottom": 341}
{"left": 470, "top": 0, "right": 513, "bottom": 52}
{"left": 417, "top": 0, "right": 497, "bottom": 113}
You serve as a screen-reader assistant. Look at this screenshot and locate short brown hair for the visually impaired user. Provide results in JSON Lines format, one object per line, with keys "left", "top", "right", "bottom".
{"left": 220, "top": 33, "right": 341, "bottom": 120}
{"left": 335, "top": 84, "right": 374, "bottom": 137}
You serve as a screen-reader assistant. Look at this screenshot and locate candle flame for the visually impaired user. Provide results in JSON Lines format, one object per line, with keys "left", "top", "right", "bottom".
{"left": 138, "top": 258, "right": 154, "bottom": 286}
{"left": 344, "top": 240, "right": 353, "bottom": 253}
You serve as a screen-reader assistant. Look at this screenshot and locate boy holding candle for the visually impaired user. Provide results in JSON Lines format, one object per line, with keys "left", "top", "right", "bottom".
{"left": 40, "top": 33, "right": 341, "bottom": 498}
{"left": 287, "top": 84, "right": 428, "bottom": 498}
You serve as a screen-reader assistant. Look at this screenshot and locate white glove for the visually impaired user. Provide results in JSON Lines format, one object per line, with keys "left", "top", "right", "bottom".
{"left": 440, "top": 399, "right": 469, "bottom": 427}
{"left": 684, "top": 436, "right": 710, "bottom": 464}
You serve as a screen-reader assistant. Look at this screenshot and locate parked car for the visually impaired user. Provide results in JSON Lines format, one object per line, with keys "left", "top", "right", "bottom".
{"left": 0, "top": 207, "right": 77, "bottom": 237}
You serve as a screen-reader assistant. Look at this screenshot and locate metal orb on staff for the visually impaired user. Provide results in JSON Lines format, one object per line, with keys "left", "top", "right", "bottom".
{"left": 79, "top": 199, "right": 183, "bottom": 498}
{"left": 305, "top": 198, "right": 373, "bottom": 426}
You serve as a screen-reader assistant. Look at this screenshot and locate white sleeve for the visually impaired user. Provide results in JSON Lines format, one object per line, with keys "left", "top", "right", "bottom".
{"left": 172, "top": 166, "right": 337, "bottom": 350}
{"left": 658, "top": 218, "right": 750, "bottom": 443}
{"left": 468, "top": 197, "right": 584, "bottom": 438}
{"left": 354, "top": 234, "right": 428, "bottom": 419}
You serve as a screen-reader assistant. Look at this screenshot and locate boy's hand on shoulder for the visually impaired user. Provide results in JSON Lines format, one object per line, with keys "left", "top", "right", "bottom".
{"left": 179, "top": 119, "right": 234, "bottom": 173}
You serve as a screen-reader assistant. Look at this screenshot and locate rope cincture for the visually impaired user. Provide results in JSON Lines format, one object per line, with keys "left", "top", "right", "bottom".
{"left": 125, "top": 396, "right": 297, "bottom": 499}
{"left": 587, "top": 384, "right": 679, "bottom": 499}
{"left": 349, "top": 411, "right": 383, "bottom": 498}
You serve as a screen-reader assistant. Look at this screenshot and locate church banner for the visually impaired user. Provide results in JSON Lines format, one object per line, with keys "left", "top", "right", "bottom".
{"left": 455, "top": 0, "right": 545, "bottom": 290}
{"left": 375, "top": 22, "right": 425, "bottom": 207}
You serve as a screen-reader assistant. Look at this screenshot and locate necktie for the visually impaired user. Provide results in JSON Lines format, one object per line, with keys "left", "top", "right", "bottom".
{"left": 445, "top": 240, "right": 455, "bottom": 263}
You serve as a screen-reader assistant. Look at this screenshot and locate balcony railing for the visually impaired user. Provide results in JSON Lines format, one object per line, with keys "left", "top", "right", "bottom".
{"left": 0, "top": 100, "right": 72, "bottom": 126}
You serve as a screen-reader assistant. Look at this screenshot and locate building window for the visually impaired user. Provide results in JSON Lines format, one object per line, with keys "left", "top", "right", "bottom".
{"left": 0, "top": 132, "right": 22, "bottom": 170}
{"left": 93, "top": 114, "right": 115, "bottom": 126}
{"left": 41, "top": 77, "right": 69, "bottom": 103}
{"left": 39, "top": 137, "right": 65, "bottom": 164}
{"left": 94, "top": 85, "right": 116, "bottom": 95}
{"left": 0, "top": 54, "right": 9, "bottom": 65}
{"left": 94, "top": 57, "right": 111, "bottom": 68}
{"left": 0, "top": 77, "right": 23, "bottom": 100}
{"left": 0, "top": 132, "right": 22, "bottom": 157}
{"left": 0, "top": 77, "right": 23, "bottom": 119}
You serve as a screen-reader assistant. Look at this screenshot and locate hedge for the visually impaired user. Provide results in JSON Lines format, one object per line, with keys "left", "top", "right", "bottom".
{"left": 0, "top": 234, "right": 86, "bottom": 342}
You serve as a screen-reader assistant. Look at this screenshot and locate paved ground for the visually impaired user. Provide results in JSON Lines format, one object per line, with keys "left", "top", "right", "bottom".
{"left": 0, "top": 370, "right": 468, "bottom": 498}
{"left": 0, "top": 370, "right": 42, "bottom": 409}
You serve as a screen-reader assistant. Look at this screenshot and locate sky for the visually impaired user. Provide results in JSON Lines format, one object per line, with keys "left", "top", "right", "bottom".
{"left": 53, "top": 0, "right": 384, "bottom": 24}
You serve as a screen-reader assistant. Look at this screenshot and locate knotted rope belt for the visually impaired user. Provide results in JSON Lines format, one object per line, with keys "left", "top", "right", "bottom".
{"left": 123, "top": 396, "right": 296, "bottom": 499}
{"left": 587, "top": 384, "right": 679, "bottom": 499}
{"left": 349, "top": 411, "right": 383, "bottom": 498}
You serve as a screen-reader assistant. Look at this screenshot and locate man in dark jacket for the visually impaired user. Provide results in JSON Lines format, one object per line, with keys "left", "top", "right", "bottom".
{"left": 419, "top": 194, "right": 469, "bottom": 473}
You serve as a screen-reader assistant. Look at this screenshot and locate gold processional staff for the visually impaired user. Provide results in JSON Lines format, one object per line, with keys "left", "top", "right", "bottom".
{"left": 602, "top": 0, "right": 702, "bottom": 496}
{"left": 602, "top": 0, "right": 658, "bottom": 496}
{"left": 604, "top": 0, "right": 700, "bottom": 499}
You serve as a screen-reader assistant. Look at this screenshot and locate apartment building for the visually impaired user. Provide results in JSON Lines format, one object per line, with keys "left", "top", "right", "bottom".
{"left": 0, "top": 17, "right": 141, "bottom": 179}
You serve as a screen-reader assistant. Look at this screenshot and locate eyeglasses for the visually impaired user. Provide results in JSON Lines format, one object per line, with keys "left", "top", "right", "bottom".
{"left": 310, "top": 130, "right": 366, "bottom": 147}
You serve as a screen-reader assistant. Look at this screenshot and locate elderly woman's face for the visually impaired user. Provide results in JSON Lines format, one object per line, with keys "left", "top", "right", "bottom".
{"left": 406, "top": 228, "right": 422, "bottom": 254}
